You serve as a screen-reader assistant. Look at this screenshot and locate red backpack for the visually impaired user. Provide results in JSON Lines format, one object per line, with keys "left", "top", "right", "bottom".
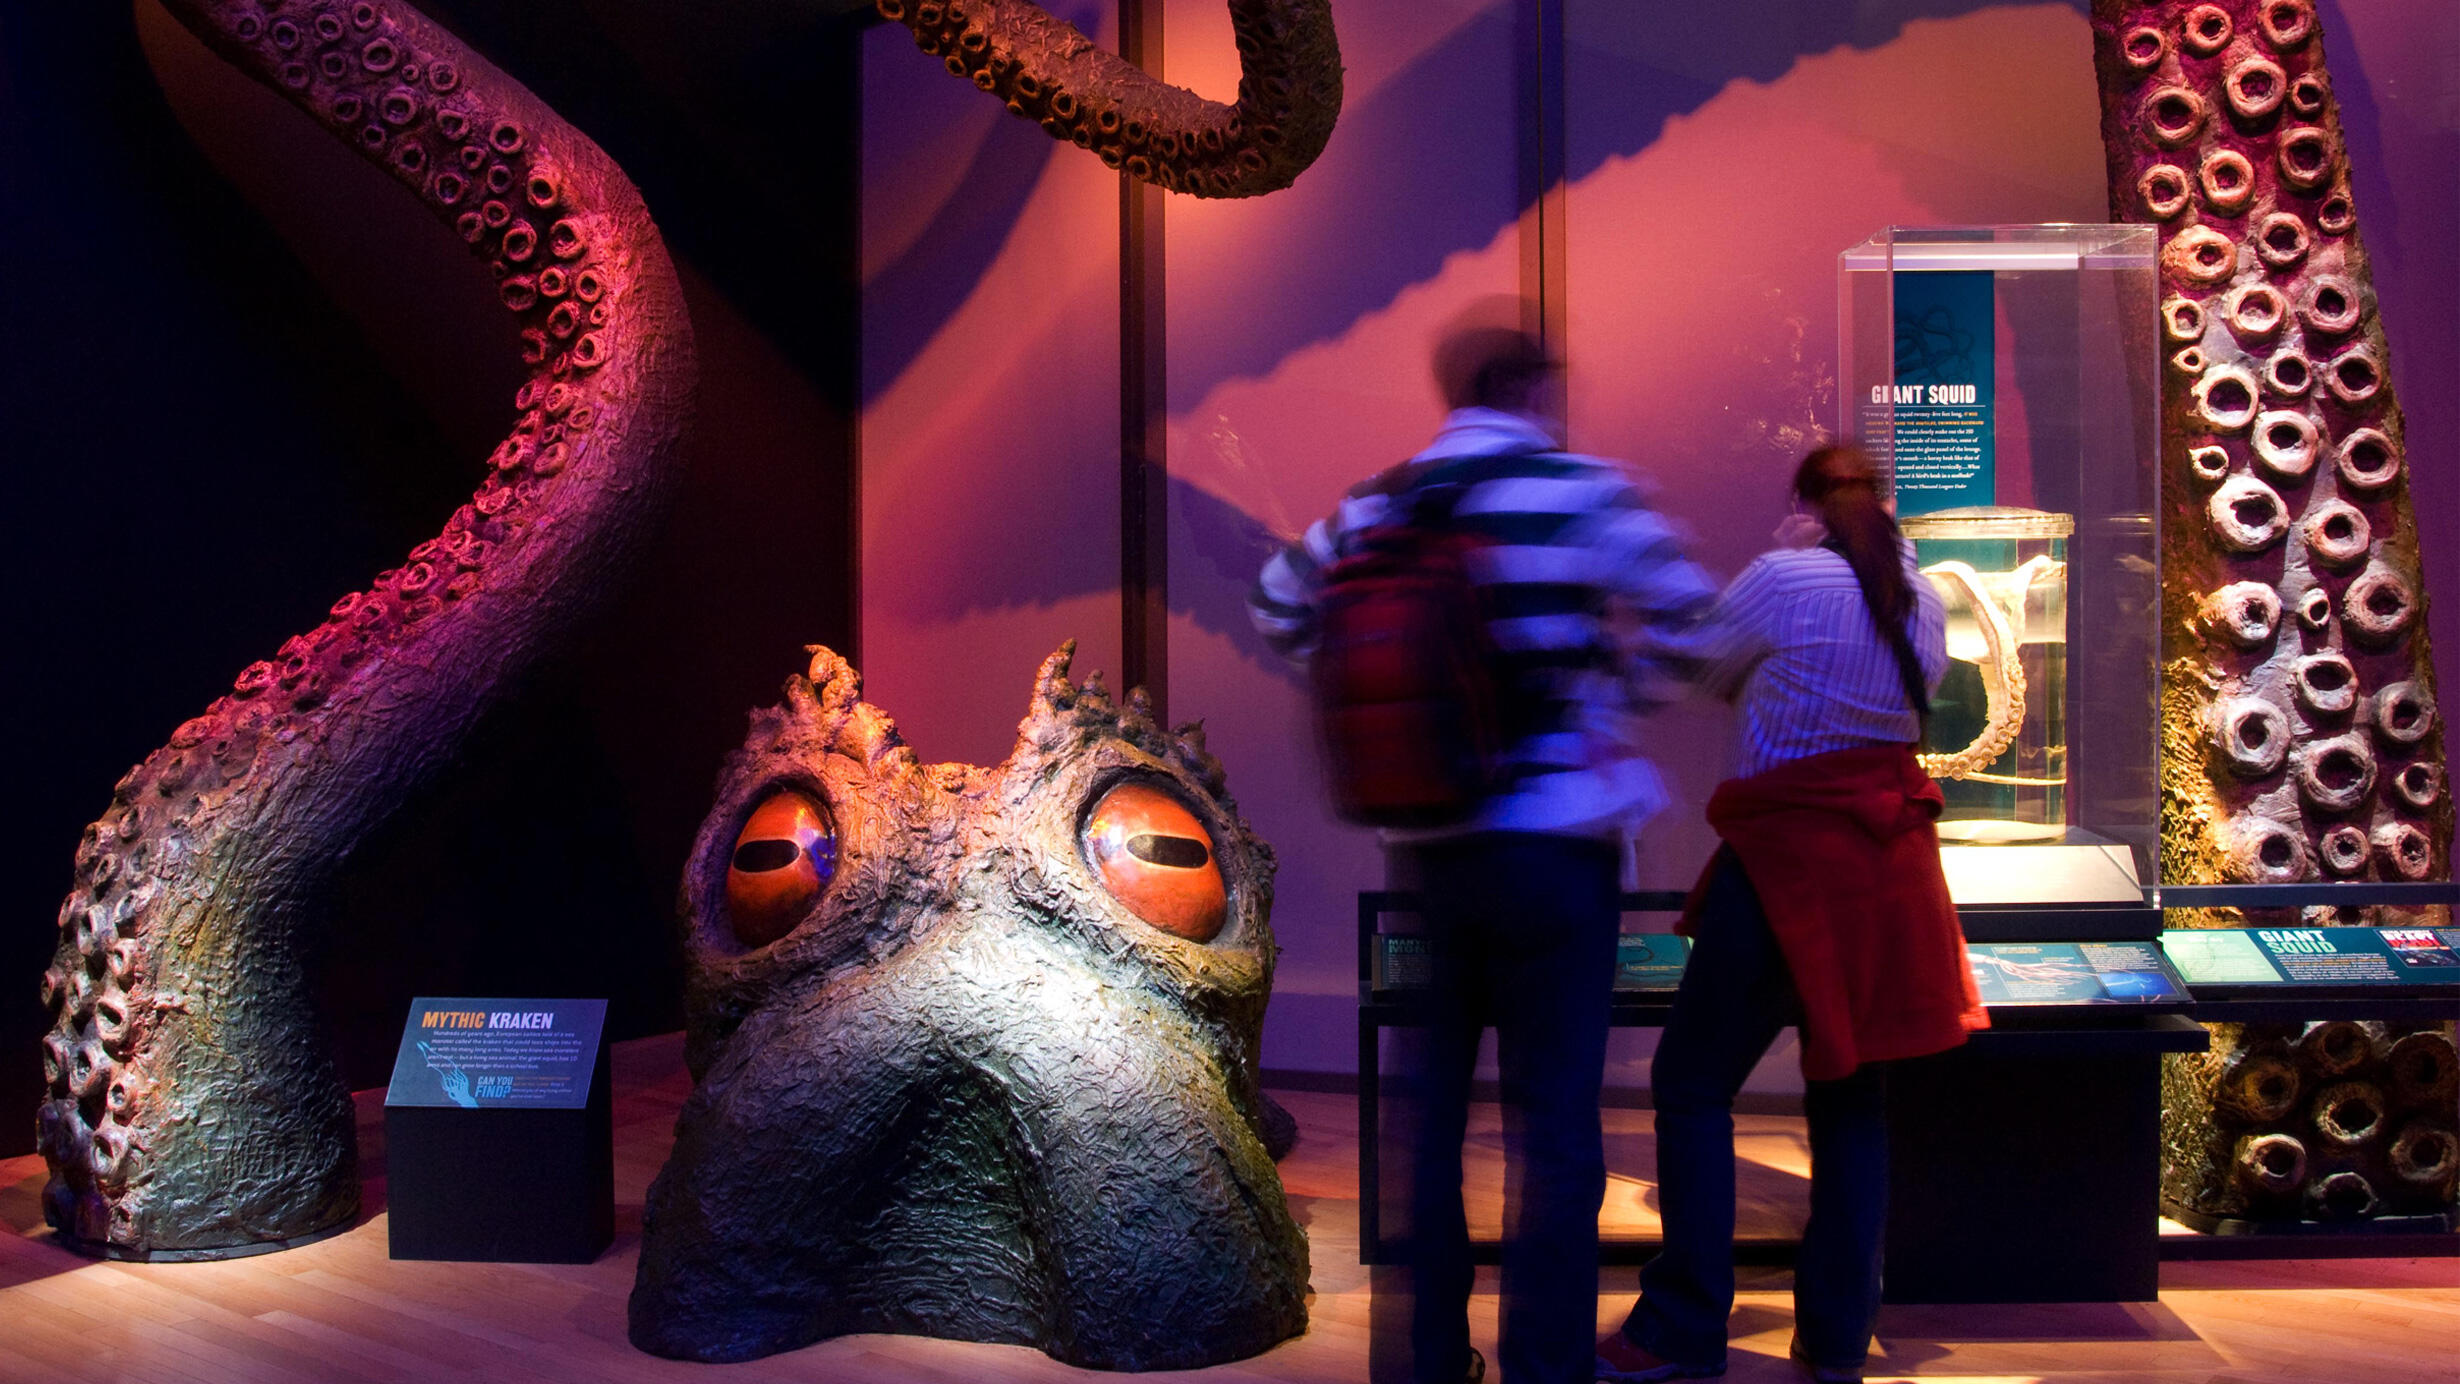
{"left": 1311, "top": 478, "right": 1510, "bottom": 828}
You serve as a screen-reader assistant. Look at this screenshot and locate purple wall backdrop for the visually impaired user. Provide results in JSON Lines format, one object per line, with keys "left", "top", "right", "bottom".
{"left": 859, "top": 0, "right": 2457, "bottom": 1087}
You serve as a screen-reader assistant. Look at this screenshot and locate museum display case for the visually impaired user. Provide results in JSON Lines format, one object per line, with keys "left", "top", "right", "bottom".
{"left": 1843, "top": 224, "right": 2162, "bottom": 919}
{"left": 1835, "top": 225, "right": 2195, "bottom": 1299}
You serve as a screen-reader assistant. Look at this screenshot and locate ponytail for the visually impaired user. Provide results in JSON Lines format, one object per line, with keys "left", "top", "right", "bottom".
{"left": 1795, "top": 444, "right": 1929, "bottom": 720}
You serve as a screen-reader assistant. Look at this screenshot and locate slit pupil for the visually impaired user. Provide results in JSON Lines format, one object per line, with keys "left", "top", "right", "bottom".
{"left": 733, "top": 838, "right": 802, "bottom": 873}
{"left": 1127, "top": 833, "right": 1212, "bottom": 869}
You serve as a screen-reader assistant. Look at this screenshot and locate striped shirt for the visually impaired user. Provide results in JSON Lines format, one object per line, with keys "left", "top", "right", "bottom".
{"left": 1249, "top": 408, "right": 1717, "bottom": 837}
{"left": 1699, "top": 544, "right": 1950, "bottom": 779}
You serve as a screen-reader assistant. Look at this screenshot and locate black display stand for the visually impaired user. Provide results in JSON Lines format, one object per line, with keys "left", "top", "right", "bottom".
{"left": 1357, "top": 887, "right": 2460, "bottom": 1287}
{"left": 1357, "top": 889, "right": 2205, "bottom": 1304}
{"left": 1883, "top": 1011, "right": 2205, "bottom": 1302}
{"left": 2149, "top": 880, "right": 2460, "bottom": 1263}
{"left": 1877, "top": 893, "right": 2209, "bottom": 1303}
{"left": 383, "top": 999, "right": 615, "bottom": 1263}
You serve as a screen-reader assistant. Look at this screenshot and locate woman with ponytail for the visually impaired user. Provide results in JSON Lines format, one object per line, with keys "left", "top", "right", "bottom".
{"left": 1595, "top": 445, "right": 1986, "bottom": 1384}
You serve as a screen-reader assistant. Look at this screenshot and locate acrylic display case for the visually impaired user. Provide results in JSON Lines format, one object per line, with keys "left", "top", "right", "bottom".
{"left": 1841, "top": 225, "right": 2162, "bottom": 913}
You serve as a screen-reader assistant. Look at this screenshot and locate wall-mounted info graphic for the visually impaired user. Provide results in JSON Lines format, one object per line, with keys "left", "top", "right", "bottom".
{"left": 2161, "top": 927, "right": 2460, "bottom": 988}
{"left": 1965, "top": 941, "right": 2183, "bottom": 1006}
{"left": 1884, "top": 268, "right": 1995, "bottom": 516}
{"left": 385, "top": 998, "right": 609, "bottom": 1110}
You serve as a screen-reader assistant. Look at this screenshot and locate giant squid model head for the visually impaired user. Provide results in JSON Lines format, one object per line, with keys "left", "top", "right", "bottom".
{"left": 627, "top": 643, "right": 1307, "bottom": 1368}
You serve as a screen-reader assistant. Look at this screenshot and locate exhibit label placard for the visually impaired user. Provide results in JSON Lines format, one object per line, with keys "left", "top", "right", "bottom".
{"left": 1373, "top": 935, "right": 1431, "bottom": 992}
{"left": 2160, "top": 927, "right": 2460, "bottom": 987}
{"left": 1612, "top": 934, "right": 1692, "bottom": 992}
{"left": 1372, "top": 934, "right": 1693, "bottom": 993}
{"left": 1964, "top": 941, "right": 2183, "bottom": 1005}
{"left": 385, "top": 997, "right": 608, "bottom": 1109}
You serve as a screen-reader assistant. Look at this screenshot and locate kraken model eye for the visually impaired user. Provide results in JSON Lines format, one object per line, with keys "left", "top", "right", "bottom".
{"left": 726, "top": 790, "right": 837, "bottom": 947}
{"left": 1083, "top": 781, "right": 1227, "bottom": 942}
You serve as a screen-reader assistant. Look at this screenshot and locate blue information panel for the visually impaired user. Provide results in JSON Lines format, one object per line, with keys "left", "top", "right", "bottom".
{"left": 1886, "top": 269, "right": 1997, "bottom": 516}
{"left": 1613, "top": 934, "right": 1692, "bottom": 993}
{"left": 1385, "top": 937, "right": 2200, "bottom": 1005}
{"left": 2161, "top": 927, "right": 2460, "bottom": 987}
{"left": 385, "top": 998, "right": 609, "bottom": 1110}
{"left": 1965, "top": 941, "right": 2185, "bottom": 1005}
{"left": 1374, "top": 935, "right": 1431, "bottom": 992}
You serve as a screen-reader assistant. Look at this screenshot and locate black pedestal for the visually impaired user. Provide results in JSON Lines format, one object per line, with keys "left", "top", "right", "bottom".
{"left": 385, "top": 1042, "right": 614, "bottom": 1263}
{"left": 1884, "top": 1016, "right": 2206, "bottom": 1303}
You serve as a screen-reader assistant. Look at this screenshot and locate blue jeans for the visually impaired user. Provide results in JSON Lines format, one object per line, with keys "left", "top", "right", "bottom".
{"left": 1383, "top": 832, "right": 1621, "bottom": 1384}
{"left": 1621, "top": 847, "right": 1889, "bottom": 1370}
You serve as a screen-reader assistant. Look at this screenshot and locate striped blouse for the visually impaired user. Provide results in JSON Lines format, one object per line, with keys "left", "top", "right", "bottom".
{"left": 1249, "top": 408, "right": 1717, "bottom": 837}
{"left": 1699, "top": 543, "right": 1951, "bottom": 779}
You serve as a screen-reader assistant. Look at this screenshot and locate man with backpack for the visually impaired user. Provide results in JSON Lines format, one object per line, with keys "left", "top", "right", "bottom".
{"left": 1250, "top": 316, "right": 1716, "bottom": 1384}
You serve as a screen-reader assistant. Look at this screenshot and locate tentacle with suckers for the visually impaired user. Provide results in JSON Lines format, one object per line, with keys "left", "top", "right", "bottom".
{"left": 36, "top": 0, "right": 694, "bottom": 1257}
{"left": 878, "top": 0, "right": 1343, "bottom": 197}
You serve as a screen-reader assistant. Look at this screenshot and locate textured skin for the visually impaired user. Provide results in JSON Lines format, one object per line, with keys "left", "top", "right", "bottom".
{"left": 35, "top": 0, "right": 696, "bottom": 1257}
{"left": 2088, "top": 0, "right": 2453, "bottom": 1224}
{"left": 43, "top": 0, "right": 1344, "bottom": 1263}
{"left": 2162, "top": 1019, "right": 2459, "bottom": 1222}
{"left": 877, "top": 0, "right": 1343, "bottom": 197}
{"left": 629, "top": 645, "right": 1308, "bottom": 1368}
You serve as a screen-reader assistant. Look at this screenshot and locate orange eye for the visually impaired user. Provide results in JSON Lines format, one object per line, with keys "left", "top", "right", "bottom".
{"left": 725, "top": 790, "right": 837, "bottom": 947}
{"left": 1084, "top": 782, "right": 1227, "bottom": 942}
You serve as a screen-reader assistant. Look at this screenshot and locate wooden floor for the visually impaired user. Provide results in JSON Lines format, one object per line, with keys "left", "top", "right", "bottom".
{"left": 3, "top": 1035, "right": 2452, "bottom": 1384}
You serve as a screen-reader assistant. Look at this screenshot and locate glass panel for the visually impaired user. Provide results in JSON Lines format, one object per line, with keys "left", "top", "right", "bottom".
{"left": 1840, "top": 225, "right": 2162, "bottom": 900}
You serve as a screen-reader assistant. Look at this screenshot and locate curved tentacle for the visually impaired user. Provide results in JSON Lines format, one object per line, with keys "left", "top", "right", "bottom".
{"left": 880, "top": 0, "right": 1343, "bottom": 198}
{"left": 1917, "top": 560, "right": 2028, "bottom": 782}
{"left": 37, "top": 0, "right": 694, "bottom": 1256}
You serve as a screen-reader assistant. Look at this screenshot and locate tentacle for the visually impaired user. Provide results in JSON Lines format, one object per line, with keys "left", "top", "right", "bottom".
{"left": 2091, "top": 0, "right": 2449, "bottom": 889}
{"left": 37, "top": 0, "right": 693, "bottom": 1257}
{"left": 879, "top": 0, "right": 1342, "bottom": 198}
{"left": 1917, "top": 560, "right": 2028, "bottom": 782}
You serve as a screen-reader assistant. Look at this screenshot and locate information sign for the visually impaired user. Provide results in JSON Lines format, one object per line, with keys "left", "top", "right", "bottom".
{"left": 1964, "top": 941, "right": 2183, "bottom": 1005}
{"left": 1375, "top": 936, "right": 1431, "bottom": 992}
{"left": 385, "top": 997, "right": 608, "bottom": 1110}
{"left": 1613, "top": 934, "right": 1692, "bottom": 992}
{"left": 383, "top": 996, "right": 614, "bottom": 1263}
{"left": 2160, "top": 927, "right": 2460, "bottom": 987}
{"left": 1373, "top": 934, "right": 1693, "bottom": 993}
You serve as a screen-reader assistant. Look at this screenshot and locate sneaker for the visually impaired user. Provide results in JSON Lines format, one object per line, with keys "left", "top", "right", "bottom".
{"left": 1788, "top": 1336, "right": 1865, "bottom": 1383}
{"left": 1594, "top": 1330, "right": 1726, "bottom": 1382}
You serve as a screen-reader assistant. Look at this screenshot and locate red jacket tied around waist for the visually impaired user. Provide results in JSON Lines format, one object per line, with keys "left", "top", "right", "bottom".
{"left": 1683, "top": 743, "right": 1987, "bottom": 1081}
